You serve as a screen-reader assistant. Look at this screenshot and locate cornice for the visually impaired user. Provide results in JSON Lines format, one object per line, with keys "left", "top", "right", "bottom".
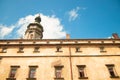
{"left": 0, "top": 39, "right": 120, "bottom": 46}
{"left": 0, "top": 43, "right": 120, "bottom": 47}
{"left": 0, "top": 55, "right": 120, "bottom": 58}
{"left": 0, "top": 38, "right": 120, "bottom": 41}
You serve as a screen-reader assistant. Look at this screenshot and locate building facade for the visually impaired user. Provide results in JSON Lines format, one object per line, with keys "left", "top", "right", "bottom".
{"left": 0, "top": 16, "right": 120, "bottom": 80}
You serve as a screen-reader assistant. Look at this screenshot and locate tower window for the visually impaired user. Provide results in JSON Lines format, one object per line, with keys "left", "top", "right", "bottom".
{"left": 6, "top": 66, "right": 20, "bottom": 80}
{"left": 27, "top": 66, "right": 38, "bottom": 79}
{"left": 56, "top": 46, "right": 63, "bottom": 52}
{"left": 29, "top": 31, "right": 33, "bottom": 33}
{"left": 106, "top": 64, "right": 119, "bottom": 78}
{"left": 30, "top": 34, "right": 33, "bottom": 39}
{"left": 77, "top": 65, "right": 88, "bottom": 79}
{"left": 54, "top": 66, "right": 64, "bottom": 80}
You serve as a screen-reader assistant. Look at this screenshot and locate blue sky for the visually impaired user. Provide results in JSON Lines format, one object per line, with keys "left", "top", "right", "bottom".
{"left": 0, "top": 0, "right": 120, "bottom": 39}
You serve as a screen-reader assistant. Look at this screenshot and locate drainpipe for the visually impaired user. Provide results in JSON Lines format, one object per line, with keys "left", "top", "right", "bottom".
{"left": 66, "top": 34, "right": 73, "bottom": 80}
{"left": 69, "top": 46, "right": 73, "bottom": 80}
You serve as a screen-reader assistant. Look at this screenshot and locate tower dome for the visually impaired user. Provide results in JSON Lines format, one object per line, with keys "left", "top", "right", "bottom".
{"left": 35, "top": 15, "right": 41, "bottom": 23}
{"left": 24, "top": 15, "right": 44, "bottom": 39}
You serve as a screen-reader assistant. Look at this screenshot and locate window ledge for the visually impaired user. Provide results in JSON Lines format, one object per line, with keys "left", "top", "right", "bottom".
{"left": 6, "top": 78, "right": 16, "bottom": 80}
{"left": 26, "top": 78, "right": 36, "bottom": 80}
{"left": 54, "top": 78, "right": 64, "bottom": 80}
{"left": 79, "top": 77, "right": 88, "bottom": 79}
{"left": 76, "top": 51, "right": 82, "bottom": 53}
{"left": 0, "top": 51, "right": 6, "bottom": 53}
{"left": 17, "top": 51, "right": 24, "bottom": 53}
{"left": 33, "top": 51, "right": 40, "bottom": 53}
{"left": 100, "top": 51, "right": 107, "bottom": 53}
{"left": 110, "top": 76, "right": 119, "bottom": 78}
{"left": 56, "top": 51, "right": 63, "bottom": 52}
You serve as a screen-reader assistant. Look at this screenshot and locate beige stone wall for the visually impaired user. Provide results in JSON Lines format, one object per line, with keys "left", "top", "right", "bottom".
{"left": 72, "top": 57, "right": 120, "bottom": 80}
{"left": 1, "top": 56, "right": 120, "bottom": 80}
{"left": 0, "top": 57, "right": 71, "bottom": 80}
{"left": 0, "top": 39, "right": 120, "bottom": 80}
{"left": 0, "top": 45, "right": 120, "bottom": 56}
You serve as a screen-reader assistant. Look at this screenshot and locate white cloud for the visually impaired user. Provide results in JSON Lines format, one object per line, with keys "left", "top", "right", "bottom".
{"left": 68, "top": 7, "right": 80, "bottom": 21}
{"left": 68, "top": 7, "right": 86, "bottom": 21}
{"left": 0, "top": 13, "right": 66, "bottom": 39}
{"left": 16, "top": 15, "right": 35, "bottom": 38}
{"left": 0, "top": 25, "right": 14, "bottom": 38}
{"left": 41, "top": 14, "right": 66, "bottom": 39}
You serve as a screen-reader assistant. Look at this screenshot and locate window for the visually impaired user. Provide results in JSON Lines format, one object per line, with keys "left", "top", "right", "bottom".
{"left": 54, "top": 66, "right": 64, "bottom": 80}
{"left": 9, "top": 68, "right": 17, "bottom": 78}
{"left": 106, "top": 64, "right": 119, "bottom": 78}
{"left": 56, "top": 46, "right": 62, "bottom": 52}
{"left": 27, "top": 66, "right": 38, "bottom": 80}
{"left": 77, "top": 65, "right": 88, "bottom": 79}
{"left": 76, "top": 47, "right": 82, "bottom": 52}
{"left": 30, "top": 34, "right": 33, "bottom": 39}
{"left": 0, "top": 47, "right": 7, "bottom": 53}
{"left": 33, "top": 47, "right": 40, "bottom": 53}
{"left": 6, "top": 66, "right": 20, "bottom": 80}
{"left": 29, "top": 68, "right": 36, "bottom": 78}
{"left": 29, "top": 31, "right": 33, "bottom": 33}
{"left": 17, "top": 47, "right": 24, "bottom": 53}
{"left": 99, "top": 46, "right": 106, "bottom": 52}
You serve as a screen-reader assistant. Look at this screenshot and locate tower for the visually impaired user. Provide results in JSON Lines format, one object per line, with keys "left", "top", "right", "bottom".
{"left": 24, "top": 15, "right": 43, "bottom": 39}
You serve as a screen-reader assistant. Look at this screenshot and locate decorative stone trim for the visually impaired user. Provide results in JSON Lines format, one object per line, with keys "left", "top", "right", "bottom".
{"left": 26, "top": 78, "right": 36, "bottom": 80}
{"left": 33, "top": 51, "right": 40, "bottom": 53}
{"left": 0, "top": 39, "right": 120, "bottom": 45}
{"left": 110, "top": 76, "right": 119, "bottom": 78}
{"left": 6, "top": 78, "right": 16, "bottom": 80}
{"left": 79, "top": 77, "right": 88, "bottom": 79}
{"left": 33, "top": 47, "right": 40, "bottom": 53}
{"left": 0, "top": 47, "right": 7, "bottom": 53}
{"left": 17, "top": 51, "right": 24, "bottom": 53}
{"left": 100, "top": 51, "right": 107, "bottom": 53}
{"left": 56, "top": 46, "right": 63, "bottom": 52}
{"left": 54, "top": 78, "right": 64, "bottom": 80}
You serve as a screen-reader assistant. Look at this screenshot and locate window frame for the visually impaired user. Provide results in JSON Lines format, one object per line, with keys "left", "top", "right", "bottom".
{"left": 27, "top": 66, "right": 38, "bottom": 79}
{"left": 77, "top": 65, "right": 88, "bottom": 79}
{"left": 106, "top": 64, "right": 119, "bottom": 78}
{"left": 6, "top": 66, "right": 20, "bottom": 80}
{"left": 54, "top": 65, "right": 64, "bottom": 80}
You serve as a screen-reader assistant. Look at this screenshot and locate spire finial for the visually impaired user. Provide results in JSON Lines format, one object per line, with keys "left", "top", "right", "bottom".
{"left": 35, "top": 14, "right": 41, "bottom": 23}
